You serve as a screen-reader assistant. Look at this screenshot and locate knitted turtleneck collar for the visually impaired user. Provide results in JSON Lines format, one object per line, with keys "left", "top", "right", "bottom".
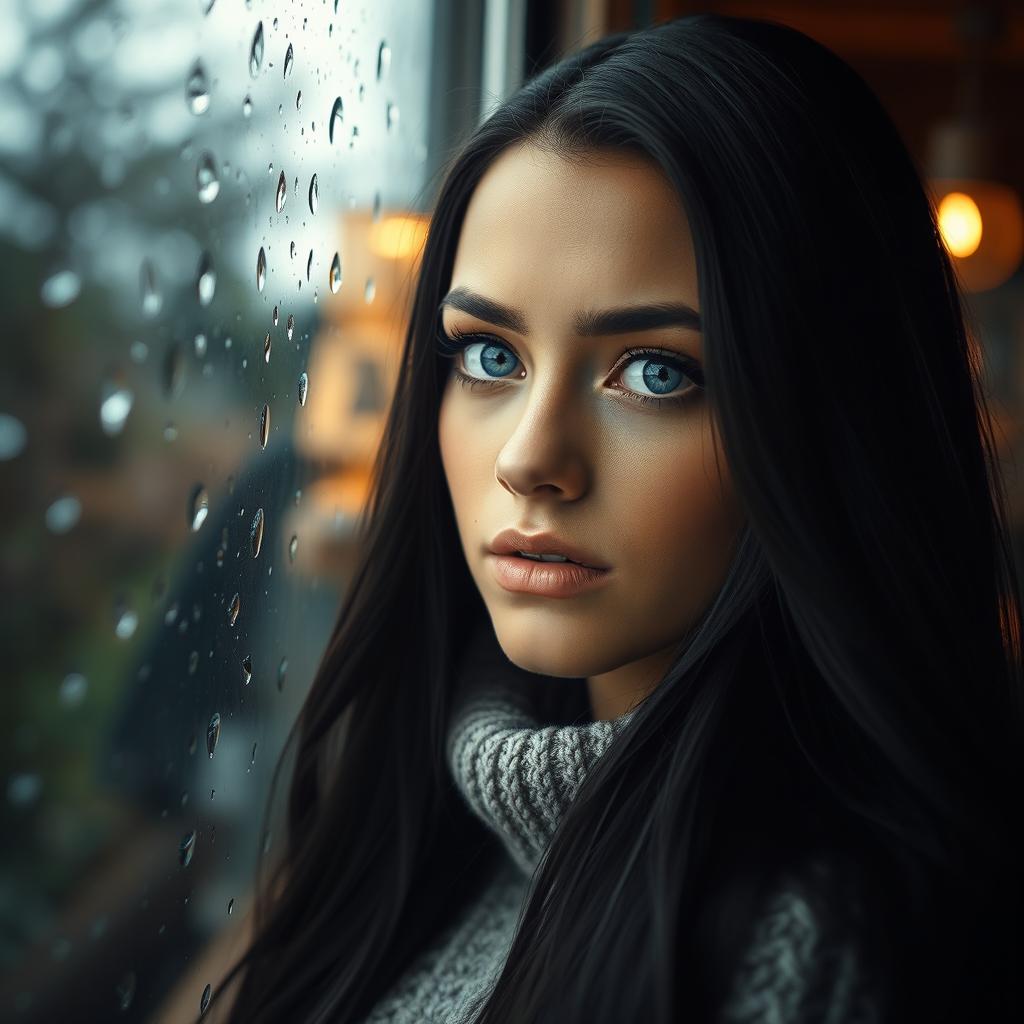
{"left": 445, "top": 669, "right": 638, "bottom": 878}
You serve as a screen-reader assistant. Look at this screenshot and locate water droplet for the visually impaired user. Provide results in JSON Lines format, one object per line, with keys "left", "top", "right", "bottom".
{"left": 227, "top": 592, "right": 240, "bottom": 626}
{"left": 196, "top": 152, "right": 219, "bottom": 203}
{"left": 263, "top": 332, "right": 272, "bottom": 363}
{"left": 377, "top": 40, "right": 391, "bottom": 80}
{"left": 45, "top": 495, "right": 81, "bottom": 534}
{"left": 194, "top": 333, "right": 207, "bottom": 357}
{"left": 306, "top": 249, "right": 313, "bottom": 282}
{"left": 308, "top": 174, "right": 319, "bottom": 215}
{"left": 40, "top": 268, "right": 80, "bottom": 308}
{"left": 373, "top": 191, "right": 381, "bottom": 221}
{"left": 283, "top": 43, "right": 294, "bottom": 79}
{"left": 59, "top": 672, "right": 87, "bottom": 707}
{"left": 286, "top": 313, "right": 295, "bottom": 341}
{"left": 188, "top": 650, "right": 199, "bottom": 675}
{"left": 386, "top": 101, "right": 399, "bottom": 133}
{"left": 179, "top": 829, "right": 196, "bottom": 867}
{"left": 259, "top": 403, "right": 270, "bottom": 448}
{"left": 296, "top": 90, "right": 302, "bottom": 111}
{"left": 288, "top": 534, "right": 298, "bottom": 562}
{"left": 115, "top": 605, "right": 138, "bottom": 640}
{"left": 117, "top": 972, "right": 136, "bottom": 1011}
{"left": 140, "top": 259, "right": 161, "bottom": 317}
{"left": 162, "top": 343, "right": 185, "bottom": 398}
{"left": 227, "top": 898, "right": 235, "bottom": 915}
{"left": 100, "top": 380, "right": 133, "bottom": 436}
{"left": 180, "top": 791, "right": 189, "bottom": 807}
{"left": 200, "top": 983, "right": 212, "bottom": 1016}
{"left": 275, "top": 170, "right": 287, "bottom": 213}
{"left": 256, "top": 246, "right": 266, "bottom": 292}
{"left": 364, "top": 277, "right": 376, "bottom": 303}
{"left": 277, "top": 656, "right": 288, "bottom": 691}
{"left": 202, "top": 0, "right": 216, "bottom": 16}
{"left": 329, "top": 252, "right": 342, "bottom": 293}
{"left": 241, "top": 654, "right": 252, "bottom": 685}
{"left": 0, "top": 414, "right": 26, "bottom": 460}
{"left": 249, "top": 22, "right": 264, "bottom": 78}
{"left": 289, "top": 240, "right": 296, "bottom": 259}
{"left": 196, "top": 251, "right": 216, "bottom": 306}
{"left": 242, "top": 94, "right": 253, "bottom": 117}
{"left": 297, "top": 371, "right": 308, "bottom": 407}
{"left": 189, "top": 485, "right": 209, "bottom": 531}
{"left": 186, "top": 60, "right": 210, "bottom": 115}
{"left": 272, "top": 304, "right": 279, "bottom": 326}
{"left": 250, "top": 508, "right": 264, "bottom": 558}
{"left": 207, "top": 712, "right": 221, "bottom": 757}
{"left": 250, "top": 742, "right": 257, "bottom": 766}
{"left": 7, "top": 772, "right": 42, "bottom": 807}
{"left": 329, "top": 96, "right": 344, "bottom": 143}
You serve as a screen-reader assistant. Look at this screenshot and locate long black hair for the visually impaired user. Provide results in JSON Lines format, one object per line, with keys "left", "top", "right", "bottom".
{"left": 207, "top": 13, "right": 1024, "bottom": 1023}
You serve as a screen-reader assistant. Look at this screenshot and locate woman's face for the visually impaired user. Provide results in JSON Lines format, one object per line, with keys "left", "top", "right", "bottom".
{"left": 438, "top": 143, "right": 746, "bottom": 720}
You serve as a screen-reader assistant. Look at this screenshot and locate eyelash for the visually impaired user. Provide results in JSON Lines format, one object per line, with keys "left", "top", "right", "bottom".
{"left": 434, "top": 325, "right": 704, "bottom": 409}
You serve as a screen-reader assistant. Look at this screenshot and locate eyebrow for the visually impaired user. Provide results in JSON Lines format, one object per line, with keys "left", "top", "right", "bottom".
{"left": 438, "top": 286, "right": 702, "bottom": 336}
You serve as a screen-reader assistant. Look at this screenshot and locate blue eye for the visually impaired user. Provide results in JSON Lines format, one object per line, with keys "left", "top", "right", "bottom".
{"left": 434, "top": 325, "right": 704, "bottom": 409}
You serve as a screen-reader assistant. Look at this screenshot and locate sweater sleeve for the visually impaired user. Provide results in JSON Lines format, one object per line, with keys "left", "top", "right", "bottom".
{"left": 716, "top": 863, "right": 882, "bottom": 1024}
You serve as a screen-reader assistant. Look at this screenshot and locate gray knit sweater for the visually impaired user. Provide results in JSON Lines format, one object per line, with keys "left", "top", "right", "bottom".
{"left": 359, "top": 668, "right": 880, "bottom": 1024}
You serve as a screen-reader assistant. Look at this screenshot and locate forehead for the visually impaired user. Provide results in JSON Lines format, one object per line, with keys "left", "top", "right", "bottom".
{"left": 450, "top": 143, "right": 698, "bottom": 303}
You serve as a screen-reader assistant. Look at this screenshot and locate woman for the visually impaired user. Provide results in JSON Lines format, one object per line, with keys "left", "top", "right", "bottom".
{"left": 203, "top": 12, "right": 1024, "bottom": 1024}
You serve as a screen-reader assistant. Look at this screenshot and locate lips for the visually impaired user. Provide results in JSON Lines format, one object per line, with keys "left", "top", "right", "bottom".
{"left": 488, "top": 527, "right": 609, "bottom": 571}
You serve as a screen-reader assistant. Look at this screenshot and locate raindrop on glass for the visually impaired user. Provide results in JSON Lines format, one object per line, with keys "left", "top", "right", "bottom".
{"left": 329, "top": 97, "right": 344, "bottom": 143}
{"left": 286, "top": 313, "right": 295, "bottom": 341}
{"left": 386, "top": 102, "right": 399, "bottom": 133}
{"left": 189, "top": 485, "right": 209, "bottom": 531}
{"left": 272, "top": 304, "right": 279, "bottom": 326}
{"left": 196, "top": 251, "right": 216, "bottom": 306}
{"left": 296, "top": 90, "right": 302, "bottom": 111}
{"left": 289, "top": 240, "right": 296, "bottom": 259}
{"left": 263, "top": 332, "right": 271, "bottom": 363}
{"left": 179, "top": 829, "right": 196, "bottom": 867}
{"left": 242, "top": 94, "right": 253, "bottom": 118}
{"left": 377, "top": 40, "right": 391, "bottom": 80}
{"left": 256, "top": 246, "right": 266, "bottom": 292}
{"left": 117, "top": 972, "right": 137, "bottom": 1011}
{"left": 329, "top": 252, "right": 342, "bottom": 293}
{"left": 163, "top": 343, "right": 185, "bottom": 398}
{"left": 288, "top": 535, "right": 298, "bottom": 562}
{"left": 306, "top": 249, "right": 313, "bottom": 283}
{"left": 297, "top": 371, "right": 308, "bottom": 407}
{"left": 40, "top": 269, "right": 80, "bottom": 308}
{"left": 227, "top": 898, "right": 235, "bottom": 915}
{"left": 241, "top": 654, "right": 252, "bottom": 685}
{"left": 115, "top": 606, "right": 138, "bottom": 640}
{"left": 283, "top": 43, "right": 294, "bottom": 79}
{"left": 308, "top": 174, "right": 319, "bottom": 215}
{"left": 196, "top": 153, "right": 219, "bottom": 203}
{"left": 46, "top": 495, "right": 81, "bottom": 534}
{"left": 277, "top": 656, "right": 288, "bottom": 691}
{"left": 207, "top": 712, "right": 221, "bottom": 757}
{"left": 200, "top": 984, "right": 211, "bottom": 1016}
{"left": 250, "top": 508, "right": 264, "bottom": 558}
{"left": 59, "top": 672, "right": 87, "bottom": 707}
{"left": 194, "top": 333, "right": 207, "bottom": 357}
{"left": 250, "top": 742, "right": 257, "bottom": 766}
{"left": 0, "top": 413, "right": 25, "bottom": 460}
{"left": 275, "top": 171, "right": 287, "bottom": 213}
{"left": 249, "top": 22, "right": 264, "bottom": 78}
{"left": 259, "top": 403, "right": 270, "bottom": 449}
{"left": 188, "top": 650, "right": 199, "bottom": 675}
{"left": 228, "top": 592, "right": 240, "bottom": 626}
{"left": 140, "top": 259, "right": 161, "bottom": 317}
{"left": 100, "top": 381, "right": 133, "bottom": 436}
{"left": 364, "top": 277, "right": 376, "bottom": 303}
{"left": 186, "top": 60, "right": 210, "bottom": 115}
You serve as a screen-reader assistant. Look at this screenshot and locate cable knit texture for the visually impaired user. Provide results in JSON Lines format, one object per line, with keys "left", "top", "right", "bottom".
{"left": 359, "top": 640, "right": 880, "bottom": 1024}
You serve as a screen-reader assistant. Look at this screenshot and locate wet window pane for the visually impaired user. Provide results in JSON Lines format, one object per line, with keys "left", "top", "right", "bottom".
{"left": 0, "top": 1, "right": 480, "bottom": 1019}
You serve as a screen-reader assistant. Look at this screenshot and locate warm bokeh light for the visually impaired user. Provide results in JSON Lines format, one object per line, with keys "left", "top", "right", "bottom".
{"left": 368, "top": 214, "right": 430, "bottom": 260}
{"left": 938, "top": 191, "right": 983, "bottom": 257}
